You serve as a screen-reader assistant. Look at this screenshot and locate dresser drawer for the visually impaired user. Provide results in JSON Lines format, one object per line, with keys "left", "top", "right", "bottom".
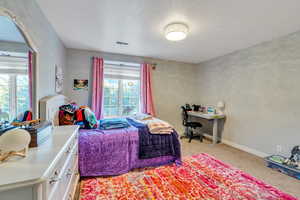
{"left": 61, "top": 149, "right": 79, "bottom": 200}
{"left": 44, "top": 132, "right": 78, "bottom": 200}
{"left": 0, "top": 124, "right": 79, "bottom": 200}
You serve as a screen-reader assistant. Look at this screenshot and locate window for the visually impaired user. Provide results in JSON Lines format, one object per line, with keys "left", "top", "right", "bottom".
{"left": 103, "top": 62, "right": 140, "bottom": 117}
{"left": 0, "top": 56, "right": 29, "bottom": 121}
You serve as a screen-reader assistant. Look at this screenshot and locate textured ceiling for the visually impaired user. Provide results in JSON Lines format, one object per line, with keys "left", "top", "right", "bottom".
{"left": 37, "top": 0, "right": 300, "bottom": 63}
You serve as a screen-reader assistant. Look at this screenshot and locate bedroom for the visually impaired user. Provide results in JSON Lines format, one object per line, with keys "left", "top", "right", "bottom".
{"left": 0, "top": 0, "right": 300, "bottom": 199}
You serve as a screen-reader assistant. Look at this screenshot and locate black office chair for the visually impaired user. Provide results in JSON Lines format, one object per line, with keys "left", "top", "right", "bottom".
{"left": 181, "top": 106, "right": 204, "bottom": 143}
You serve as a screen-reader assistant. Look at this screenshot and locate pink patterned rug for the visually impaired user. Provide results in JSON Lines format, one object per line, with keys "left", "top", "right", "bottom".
{"left": 80, "top": 153, "right": 298, "bottom": 200}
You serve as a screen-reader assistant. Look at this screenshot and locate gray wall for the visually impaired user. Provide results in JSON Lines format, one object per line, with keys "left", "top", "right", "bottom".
{"left": 2, "top": 0, "right": 298, "bottom": 158}
{"left": 65, "top": 48, "right": 198, "bottom": 132}
{"left": 196, "top": 31, "right": 300, "bottom": 156}
{"left": 0, "top": 0, "right": 66, "bottom": 102}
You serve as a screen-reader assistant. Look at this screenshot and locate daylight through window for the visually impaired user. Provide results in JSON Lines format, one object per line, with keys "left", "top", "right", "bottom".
{"left": 0, "top": 56, "right": 29, "bottom": 121}
{"left": 103, "top": 62, "right": 140, "bottom": 118}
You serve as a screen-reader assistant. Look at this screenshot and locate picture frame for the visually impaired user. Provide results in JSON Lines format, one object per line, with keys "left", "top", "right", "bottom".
{"left": 55, "top": 65, "right": 63, "bottom": 93}
{"left": 73, "top": 79, "right": 88, "bottom": 91}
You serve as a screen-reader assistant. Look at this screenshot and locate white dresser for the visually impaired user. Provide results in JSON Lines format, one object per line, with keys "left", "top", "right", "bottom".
{"left": 0, "top": 125, "right": 79, "bottom": 200}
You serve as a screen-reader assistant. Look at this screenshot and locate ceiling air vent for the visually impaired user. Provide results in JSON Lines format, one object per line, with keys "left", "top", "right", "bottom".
{"left": 116, "top": 41, "right": 129, "bottom": 46}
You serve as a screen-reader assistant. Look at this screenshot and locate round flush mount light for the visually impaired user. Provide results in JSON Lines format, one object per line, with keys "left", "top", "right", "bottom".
{"left": 164, "top": 23, "right": 189, "bottom": 41}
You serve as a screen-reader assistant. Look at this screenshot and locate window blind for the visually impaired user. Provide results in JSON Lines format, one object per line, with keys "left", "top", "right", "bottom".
{"left": 104, "top": 64, "right": 140, "bottom": 80}
{"left": 0, "top": 56, "right": 28, "bottom": 74}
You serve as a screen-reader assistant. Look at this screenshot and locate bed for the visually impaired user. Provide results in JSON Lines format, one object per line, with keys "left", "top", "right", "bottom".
{"left": 40, "top": 95, "right": 181, "bottom": 177}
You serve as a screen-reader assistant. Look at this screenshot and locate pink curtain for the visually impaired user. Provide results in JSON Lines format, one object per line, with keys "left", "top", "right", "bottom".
{"left": 141, "top": 63, "right": 156, "bottom": 116}
{"left": 28, "top": 51, "right": 33, "bottom": 109}
{"left": 91, "top": 57, "right": 104, "bottom": 119}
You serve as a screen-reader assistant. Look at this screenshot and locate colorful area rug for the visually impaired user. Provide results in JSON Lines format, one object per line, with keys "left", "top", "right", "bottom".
{"left": 80, "top": 153, "right": 297, "bottom": 200}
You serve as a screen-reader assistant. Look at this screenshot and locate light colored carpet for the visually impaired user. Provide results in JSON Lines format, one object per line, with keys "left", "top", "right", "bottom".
{"left": 181, "top": 138, "right": 300, "bottom": 198}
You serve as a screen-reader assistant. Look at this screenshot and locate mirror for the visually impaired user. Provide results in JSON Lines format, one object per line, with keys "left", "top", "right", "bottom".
{"left": 0, "top": 15, "right": 34, "bottom": 124}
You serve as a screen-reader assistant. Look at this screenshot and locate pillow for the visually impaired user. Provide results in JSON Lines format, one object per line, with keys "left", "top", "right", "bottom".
{"left": 131, "top": 113, "right": 152, "bottom": 121}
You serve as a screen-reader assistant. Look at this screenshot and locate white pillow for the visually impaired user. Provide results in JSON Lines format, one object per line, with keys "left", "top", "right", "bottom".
{"left": 131, "top": 113, "right": 152, "bottom": 121}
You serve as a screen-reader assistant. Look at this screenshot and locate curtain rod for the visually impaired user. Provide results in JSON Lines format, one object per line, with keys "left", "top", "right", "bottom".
{"left": 96, "top": 58, "right": 157, "bottom": 67}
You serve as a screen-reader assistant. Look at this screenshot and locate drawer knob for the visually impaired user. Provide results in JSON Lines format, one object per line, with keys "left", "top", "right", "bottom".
{"left": 49, "top": 178, "right": 61, "bottom": 185}
{"left": 66, "top": 146, "right": 72, "bottom": 154}
{"left": 66, "top": 169, "right": 72, "bottom": 176}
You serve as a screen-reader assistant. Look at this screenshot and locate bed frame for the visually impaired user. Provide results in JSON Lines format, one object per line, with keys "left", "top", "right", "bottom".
{"left": 39, "top": 94, "right": 67, "bottom": 124}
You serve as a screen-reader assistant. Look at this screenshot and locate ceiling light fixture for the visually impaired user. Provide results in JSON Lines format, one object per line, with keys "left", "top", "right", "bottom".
{"left": 164, "top": 23, "right": 189, "bottom": 41}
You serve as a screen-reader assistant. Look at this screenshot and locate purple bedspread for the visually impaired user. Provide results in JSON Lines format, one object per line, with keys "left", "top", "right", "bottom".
{"left": 79, "top": 127, "right": 181, "bottom": 177}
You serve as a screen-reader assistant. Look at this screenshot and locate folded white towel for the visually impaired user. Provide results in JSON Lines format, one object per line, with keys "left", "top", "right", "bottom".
{"left": 144, "top": 118, "right": 173, "bottom": 134}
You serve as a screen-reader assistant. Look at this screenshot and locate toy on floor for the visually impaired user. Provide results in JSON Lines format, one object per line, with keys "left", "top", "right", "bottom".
{"left": 284, "top": 145, "right": 300, "bottom": 169}
{"left": 269, "top": 155, "right": 285, "bottom": 164}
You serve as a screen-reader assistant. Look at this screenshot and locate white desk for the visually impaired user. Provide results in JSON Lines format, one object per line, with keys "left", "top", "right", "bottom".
{"left": 187, "top": 111, "right": 225, "bottom": 144}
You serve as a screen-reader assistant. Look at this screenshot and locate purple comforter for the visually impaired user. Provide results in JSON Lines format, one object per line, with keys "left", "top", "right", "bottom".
{"left": 79, "top": 126, "right": 181, "bottom": 177}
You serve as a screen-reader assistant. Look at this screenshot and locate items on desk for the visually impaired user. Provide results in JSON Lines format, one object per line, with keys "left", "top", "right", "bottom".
{"left": 192, "top": 105, "right": 201, "bottom": 112}
{"left": 206, "top": 106, "right": 216, "bottom": 114}
{"left": 217, "top": 101, "right": 225, "bottom": 115}
{"left": 184, "top": 102, "right": 224, "bottom": 115}
{"left": 184, "top": 104, "right": 192, "bottom": 111}
{"left": 199, "top": 106, "right": 205, "bottom": 113}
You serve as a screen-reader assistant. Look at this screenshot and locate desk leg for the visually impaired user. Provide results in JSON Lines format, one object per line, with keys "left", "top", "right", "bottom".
{"left": 212, "top": 119, "right": 218, "bottom": 144}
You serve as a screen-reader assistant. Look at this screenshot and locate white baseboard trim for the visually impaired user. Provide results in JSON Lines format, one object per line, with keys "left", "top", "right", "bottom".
{"left": 222, "top": 139, "right": 269, "bottom": 158}
{"left": 203, "top": 134, "right": 269, "bottom": 158}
